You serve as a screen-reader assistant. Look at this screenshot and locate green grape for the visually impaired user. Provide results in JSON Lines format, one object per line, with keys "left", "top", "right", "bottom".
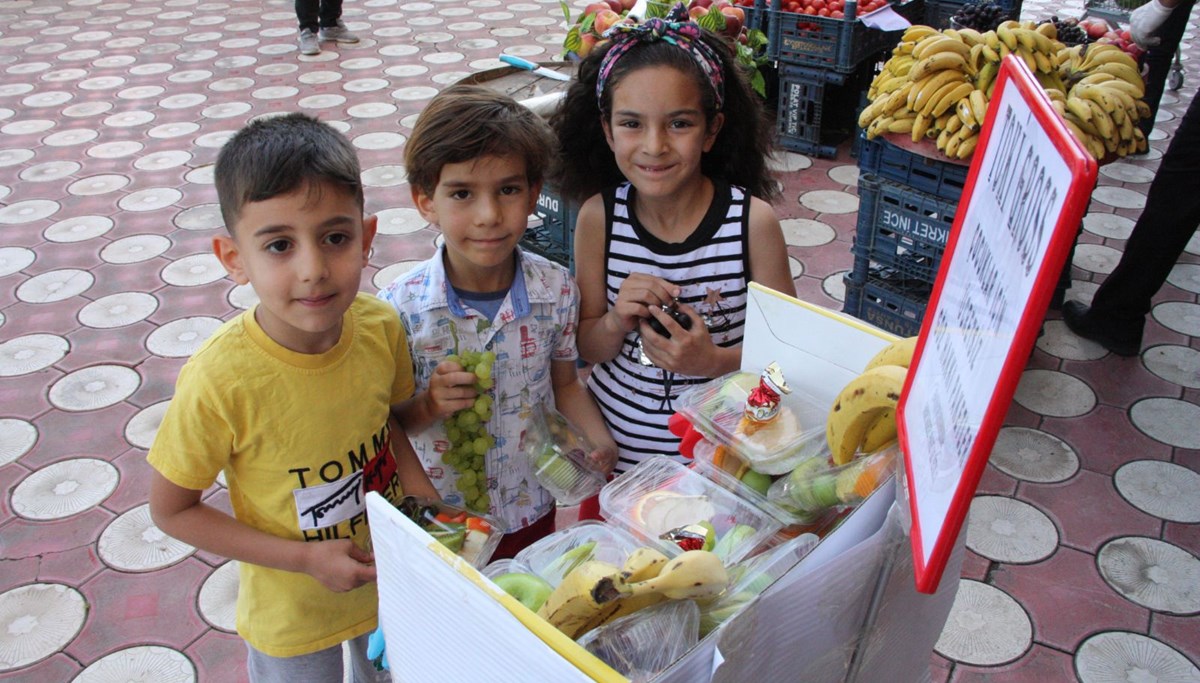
{"left": 445, "top": 354, "right": 461, "bottom": 366}
{"left": 475, "top": 364, "right": 492, "bottom": 381}
{"left": 480, "top": 350, "right": 496, "bottom": 366}
{"left": 472, "top": 436, "right": 489, "bottom": 456}
{"left": 474, "top": 494, "right": 491, "bottom": 511}
{"left": 446, "top": 426, "right": 461, "bottom": 443}
{"left": 459, "top": 411, "right": 479, "bottom": 428}
{"left": 459, "top": 469, "right": 476, "bottom": 487}
{"left": 476, "top": 377, "right": 494, "bottom": 391}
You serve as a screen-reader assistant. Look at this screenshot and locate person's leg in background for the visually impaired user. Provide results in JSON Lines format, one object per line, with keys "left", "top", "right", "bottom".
{"left": 1138, "top": 0, "right": 1195, "bottom": 136}
{"left": 295, "top": 0, "right": 321, "bottom": 55}
{"left": 318, "top": 0, "right": 360, "bottom": 44}
{"left": 1064, "top": 91, "right": 1200, "bottom": 354}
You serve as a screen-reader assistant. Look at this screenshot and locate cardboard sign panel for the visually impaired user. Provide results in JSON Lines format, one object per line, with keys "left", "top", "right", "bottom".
{"left": 898, "top": 56, "right": 1098, "bottom": 593}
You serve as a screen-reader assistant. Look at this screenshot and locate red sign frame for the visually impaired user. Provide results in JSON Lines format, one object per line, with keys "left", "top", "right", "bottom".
{"left": 897, "top": 56, "right": 1099, "bottom": 593}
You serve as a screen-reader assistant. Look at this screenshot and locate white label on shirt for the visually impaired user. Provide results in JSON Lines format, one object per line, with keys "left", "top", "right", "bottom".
{"left": 293, "top": 471, "right": 364, "bottom": 531}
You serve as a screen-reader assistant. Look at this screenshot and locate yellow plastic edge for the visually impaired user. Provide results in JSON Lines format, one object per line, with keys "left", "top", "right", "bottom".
{"left": 425, "top": 541, "right": 629, "bottom": 683}
{"left": 748, "top": 281, "right": 899, "bottom": 342}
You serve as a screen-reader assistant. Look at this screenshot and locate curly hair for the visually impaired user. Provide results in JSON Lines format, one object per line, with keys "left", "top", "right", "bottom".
{"left": 550, "top": 29, "right": 778, "bottom": 203}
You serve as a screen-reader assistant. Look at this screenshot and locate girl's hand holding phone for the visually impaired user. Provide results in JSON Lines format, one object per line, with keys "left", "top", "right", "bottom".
{"left": 638, "top": 303, "right": 719, "bottom": 377}
{"left": 609, "top": 273, "right": 681, "bottom": 334}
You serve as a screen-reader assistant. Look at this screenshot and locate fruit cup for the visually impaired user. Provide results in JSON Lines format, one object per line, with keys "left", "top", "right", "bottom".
{"left": 514, "top": 520, "right": 652, "bottom": 587}
{"left": 392, "top": 495, "right": 504, "bottom": 568}
{"left": 599, "top": 456, "right": 781, "bottom": 564}
{"left": 522, "top": 404, "right": 608, "bottom": 505}
{"left": 766, "top": 446, "right": 897, "bottom": 517}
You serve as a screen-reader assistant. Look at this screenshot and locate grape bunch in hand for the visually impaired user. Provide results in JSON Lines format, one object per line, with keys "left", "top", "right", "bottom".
{"left": 442, "top": 350, "right": 496, "bottom": 513}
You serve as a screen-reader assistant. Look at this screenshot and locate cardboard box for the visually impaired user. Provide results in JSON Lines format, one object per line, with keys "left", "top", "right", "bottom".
{"left": 368, "top": 283, "right": 962, "bottom": 682}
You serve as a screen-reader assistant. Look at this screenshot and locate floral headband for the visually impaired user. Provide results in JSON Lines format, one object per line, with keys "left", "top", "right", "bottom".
{"left": 595, "top": 3, "right": 725, "bottom": 110}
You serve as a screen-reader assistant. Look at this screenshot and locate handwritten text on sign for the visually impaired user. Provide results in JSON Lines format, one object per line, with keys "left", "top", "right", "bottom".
{"left": 903, "top": 97, "right": 1072, "bottom": 564}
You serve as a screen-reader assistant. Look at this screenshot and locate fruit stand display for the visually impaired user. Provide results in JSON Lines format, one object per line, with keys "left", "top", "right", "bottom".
{"left": 846, "top": 20, "right": 1150, "bottom": 333}
{"left": 765, "top": 0, "right": 925, "bottom": 157}
{"left": 368, "top": 285, "right": 964, "bottom": 682}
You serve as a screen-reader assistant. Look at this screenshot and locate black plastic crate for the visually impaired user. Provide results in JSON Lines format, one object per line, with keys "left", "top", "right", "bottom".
{"left": 850, "top": 173, "right": 957, "bottom": 285}
{"left": 856, "top": 133, "right": 969, "bottom": 203}
{"left": 521, "top": 185, "right": 577, "bottom": 271}
{"left": 775, "top": 63, "right": 873, "bottom": 158}
{"left": 767, "top": 0, "right": 922, "bottom": 72}
{"left": 842, "top": 275, "right": 928, "bottom": 336}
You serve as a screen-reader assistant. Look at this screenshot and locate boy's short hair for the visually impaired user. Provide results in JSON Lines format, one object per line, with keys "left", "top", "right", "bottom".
{"left": 405, "top": 84, "right": 554, "bottom": 195}
{"left": 214, "top": 112, "right": 363, "bottom": 232}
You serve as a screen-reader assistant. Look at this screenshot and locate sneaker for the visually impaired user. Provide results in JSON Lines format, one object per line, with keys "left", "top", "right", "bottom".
{"left": 298, "top": 28, "right": 320, "bottom": 55}
{"left": 1061, "top": 301, "right": 1141, "bottom": 357}
{"left": 318, "top": 21, "right": 359, "bottom": 43}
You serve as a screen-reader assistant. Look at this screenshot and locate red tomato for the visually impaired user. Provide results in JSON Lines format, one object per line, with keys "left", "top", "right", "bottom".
{"left": 830, "top": 9, "right": 844, "bottom": 16}
{"left": 818, "top": 7, "right": 830, "bottom": 15}
{"left": 804, "top": 6, "right": 817, "bottom": 14}
{"left": 812, "top": 0, "right": 825, "bottom": 9}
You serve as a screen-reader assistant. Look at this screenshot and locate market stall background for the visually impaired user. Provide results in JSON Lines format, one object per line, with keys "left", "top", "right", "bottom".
{"left": 0, "top": 0, "right": 1197, "bottom": 680}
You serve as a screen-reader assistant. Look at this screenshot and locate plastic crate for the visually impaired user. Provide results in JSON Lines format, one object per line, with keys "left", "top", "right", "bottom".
{"left": 923, "top": 0, "right": 1021, "bottom": 29}
{"left": 775, "top": 63, "right": 873, "bottom": 158}
{"left": 849, "top": 173, "right": 958, "bottom": 286}
{"left": 856, "top": 133, "right": 968, "bottom": 203}
{"left": 740, "top": 0, "right": 770, "bottom": 33}
{"left": 521, "top": 184, "right": 577, "bottom": 271}
{"left": 842, "top": 275, "right": 928, "bottom": 336}
{"left": 767, "top": 0, "right": 922, "bottom": 72}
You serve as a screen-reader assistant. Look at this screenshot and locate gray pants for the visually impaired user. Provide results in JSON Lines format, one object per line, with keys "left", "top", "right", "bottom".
{"left": 246, "top": 632, "right": 390, "bottom": 683}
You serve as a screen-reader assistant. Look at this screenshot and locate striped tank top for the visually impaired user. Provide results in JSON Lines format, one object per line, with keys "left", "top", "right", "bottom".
{"left": 588, "top": 180, "right": 751, "bottom": 474}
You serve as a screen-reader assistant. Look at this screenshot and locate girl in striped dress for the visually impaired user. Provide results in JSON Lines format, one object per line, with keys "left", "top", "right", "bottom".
{"left": 551, "top": 6, "right": 797, "bottom": 482}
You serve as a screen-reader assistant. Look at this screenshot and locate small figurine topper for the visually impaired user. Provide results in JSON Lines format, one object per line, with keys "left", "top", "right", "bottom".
{"left": 744, "top": 362, "right": 790, "bottom": 424}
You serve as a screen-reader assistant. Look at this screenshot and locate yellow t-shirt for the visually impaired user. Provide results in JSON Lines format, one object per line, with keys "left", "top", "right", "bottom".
{"left": 148, "top": 293, "right": 415, "bottom": 657}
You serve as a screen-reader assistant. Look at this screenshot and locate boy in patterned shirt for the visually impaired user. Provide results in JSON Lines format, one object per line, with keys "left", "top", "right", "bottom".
{"left": 379, "top": 85, "right": 618, "bottom": 558}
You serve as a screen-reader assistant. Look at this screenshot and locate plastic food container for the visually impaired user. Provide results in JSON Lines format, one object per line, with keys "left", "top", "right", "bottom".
{"left": 766, "top": 446, "right": 898, "bottom": 518}
{"left": 390, "top": 495, "right": 504, "bottom": 568}
{"left": 523, "top": 404, "right": 607, "bottom": 505}
{"left": 514, "top": 520, "right": 655, "bottom": 587}
{"left": 480, "top": 557, "right": 531, "bottom": 581}
{"left": 698, "top": 531, "right": 820, "bottom": 636}
{"left": 599, "top": 456, "right": 781, "bottom": 565}
{"left": 576, "top": 600, "right": 701, "bottom": 683}
{"left": 677, "top": 370, "right": 830, "bottom": 475}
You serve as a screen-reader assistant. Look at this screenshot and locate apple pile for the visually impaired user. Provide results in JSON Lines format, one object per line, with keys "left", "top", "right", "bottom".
{"left": 1082, "top": 19, "right": 1146, "bottom": 62}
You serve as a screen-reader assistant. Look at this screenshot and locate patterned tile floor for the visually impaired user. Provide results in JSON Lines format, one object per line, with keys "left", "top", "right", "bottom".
{"left": 0, "top": 0, "right": 1198, "bottom": 680}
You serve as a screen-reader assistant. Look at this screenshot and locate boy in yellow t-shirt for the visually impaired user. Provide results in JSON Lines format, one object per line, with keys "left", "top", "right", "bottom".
{"left": 148, "top": 113, "right": 437, "bottom": 682}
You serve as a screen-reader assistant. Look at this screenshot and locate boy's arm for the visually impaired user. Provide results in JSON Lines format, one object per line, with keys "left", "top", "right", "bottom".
{"left": 148, "top": 472, "right": 376, "bottom": 592}
{"left": 574, "top": 195, "right": 679, "bottom": 364}
{"left": 389, "top": 416, "right": 439, "bottom": 499}
{"left": 550, "top": 359, "right": 618, "bottom": 475}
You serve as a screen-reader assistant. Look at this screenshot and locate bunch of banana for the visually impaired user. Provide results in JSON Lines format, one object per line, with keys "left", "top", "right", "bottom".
{"left": 536, "top": 559, "right": 626, "bottom": 639}
{"left": 1054, "top": 43, "right": 1149, "bottom": 159}
{"left": 825, "top": 336, "right": 918, "bottom": 465}
{"left": 596, "top": 550, "right": 730, "bottom": 603}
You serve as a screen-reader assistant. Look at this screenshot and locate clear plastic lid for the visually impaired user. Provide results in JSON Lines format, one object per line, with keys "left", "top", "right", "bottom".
{"left": 523, "top": 404, "right": 607, "bottom": 505}
{"left": 766, "top": 445, "right": 898, "bottom": 517}
{"left": 576, "top": 600, "right": 701, "bottom": 682}
{"left": 599, "top": 456, "right": 781, "bottom": 565}
{"left": 390, "top": 495, "right": 504, "bottom": 568}
{"left": 480, "top": 557, "right": 531, "bottom": 580}
{"left": 689, "top": 438, "right": 825, "bottom": 528}
{"left": 514, "top": 520, "right": 656, "bottom": 587}
{"left": 677, "top": 371, "right": 830, "bottom": 475}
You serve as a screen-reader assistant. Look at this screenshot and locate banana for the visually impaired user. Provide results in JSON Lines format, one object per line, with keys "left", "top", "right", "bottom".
{"left": 1035, "top": 21, "right": 1057, "bottom": 40}
{"left": 1065, "top": 96, "right": 1094, "bottom": 124}
{"left": 864, "top": 336, "right": 919, "bottom": 370}
{"left": 931, "top": 81, "right": 974, "bottom": 118}
{"left": 997, "top": 24, "right": 1019, "bottom": 52}
{"left": 944, "top": 127, "right": 964, "bottom": 158}
{"left": 1103, "top": 78, "right": 1146, "bottom": 100}
{"left": 1015, "top": 46, "right": 1038, "bottom": 73}
{"left": 984, "top": 30, "right": 1001, "bottom": 51}
{"left": 902, "top": 25, "right": 940, "bottom": 43}
{"left": 597, "top": 547, "right": 671, "bottom": 623}
{"left": 826, "top": 364, "right": 909, "bottom": 465}
{"left": 980, "top": 42, "right": 1001, "bottom": 64}
{"left": 1078, "top": 72, "right": 1117, "bottom": 86}
{"left": 1091, "top": 62, "right": 1144, "bottom": 90}
{"left": 956, "top": 27, "right": 984, "bottom": 46}
{"left": 860, "top": 408, "right": 898, "bottom": 453}
{"left": 911, "top": 34, "right": 947, "bottom": 60}
{"left": 921, "top": 36, "right": 972, "bottom": 61}
{"left": 1014, "top": 27, "right": 1036, "bottom": 51}
{"left": 1080, "top": 44, "right": 1136, "bottom": 71}
{"left": 537, "top": 560, "right": 624, "bottom": 639}
{"left": 912, "top": 112, "right": 931, "bottom": 142}
{"left": 957, "top": 98, "right": 978, "bottom": 131}
{"left": 1084, "top": 98, "right": 1115, "bottom": 139}
{"left": 945, "top": 111, "right": 963, "bottom": 134}
{"left": 601, "top": 550, "right": 730, "bottom": 602}
{"left": 908, "top": 51, "right": 968, "bottom": 82}
{"left": 1074, "top": 83, "right": 1117, "bottom": 113}
{"left": 1033, "top": 49, "right": 1053, "bottom": 74}
{"left": 956, "top": 132, "right": 978, "bottom": 159}
{"left": 1133, "top": 127, "right": 1148, "bottom": 153}
{"left": 1135, "top": 98, "right": 1151, "bottom": 119}
{"left": 975, "top": 61, "right": 999, "bottom": 94}
{"left": 969, "top": 89, "right": 989, "bottom": 126}
{"left": 936, "top": 126, "right": 953, "bottom": 151}
{"left": 887, "top": 117, "right": 915, "bottom": 133}
{"left": 907, "top": 69, "right": 964, "bottom": 111}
